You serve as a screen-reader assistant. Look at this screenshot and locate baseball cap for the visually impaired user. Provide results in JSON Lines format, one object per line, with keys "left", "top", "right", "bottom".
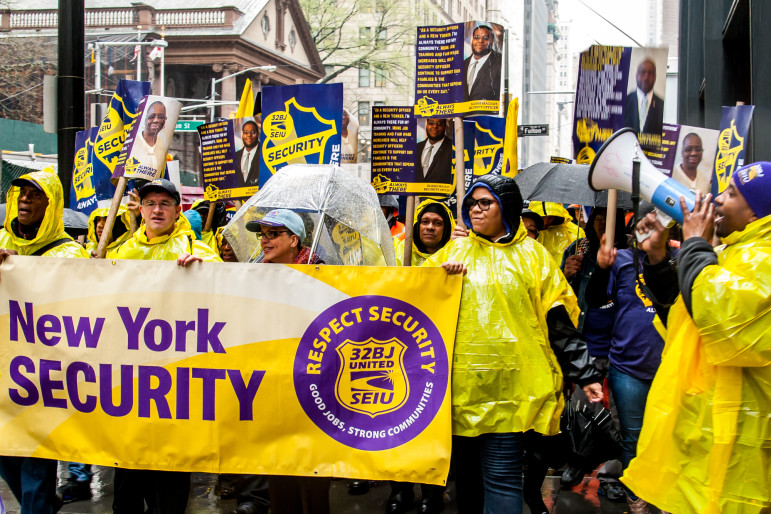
{"left": 138, "top": 178, "right": 180, "bottom": 205}
{"left": 732, "top": 162, "right": 771, "bottom": 218}
{"left": 11, "top": 178, "right": 43, "bottom": 191}
{"left": 245, "top": 209, "right": 306, "bottom": 240}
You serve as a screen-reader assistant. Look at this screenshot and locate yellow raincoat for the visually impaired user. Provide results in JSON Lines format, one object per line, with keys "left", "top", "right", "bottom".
{"left": 622, "top": 215, "right": 771, "bottom": 513}
{"left": 426, "top": 221, "right": 581, "bottom": 437}
{"left": 85, "top": 205, "right": 133, "bottom": 253}
{"left": 110, "top": 214, "right": 221, "bottom": 262}
{"left": 395, "top": 200, "right": 455, "bottom": 266}
{"left": 530, "top": 201, "right": 585, "bottom": 263}
{"left": 0, "top": 169, "right": 88, "bottom": 258}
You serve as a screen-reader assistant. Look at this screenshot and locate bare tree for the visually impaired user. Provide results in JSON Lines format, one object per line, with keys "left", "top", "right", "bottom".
{"left": 0, "top": 36, "right": 57, "bottom": 122}
{"left": 299, "top": 0, "right": 416, "bottom": 85}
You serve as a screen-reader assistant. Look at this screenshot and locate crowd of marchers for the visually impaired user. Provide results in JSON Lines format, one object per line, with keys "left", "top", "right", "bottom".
{"left": 0, "top": 161, "right": 768, "bottom": 514}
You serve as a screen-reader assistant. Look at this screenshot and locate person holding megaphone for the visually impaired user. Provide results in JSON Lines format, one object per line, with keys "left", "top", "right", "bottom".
{"left": 618, "top": 163, "right": 771, "bottom": 514}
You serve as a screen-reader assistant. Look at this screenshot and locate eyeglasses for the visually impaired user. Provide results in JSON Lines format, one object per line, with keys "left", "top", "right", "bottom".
{"left": 464, "top": 198, "right": 495, "bottom": 211}
{"left": 473, "top": 35, "right": 491, "bottom": 41}
{"left": 260, "top": 229, "right": 289, "bottom": 240}
{"left": 243, "top": 130, "right": 258, "bottom": 136}
{"left": 141, "top": 200, "right": 176, "bottom": 209}
{"left": 147, "top": 114, "right": 167, "bottom": 121}
{"left": 683, "top": 146, "right": 703, "bottom": 153}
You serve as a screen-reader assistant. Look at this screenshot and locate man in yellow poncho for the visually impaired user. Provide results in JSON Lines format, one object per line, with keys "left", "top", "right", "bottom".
{"left": 428, "top": 174, "right": 603, "bottom": 513}
{"left": 0, "top": 169, "right": 88, "bottom": 513}
{"left": 109, "top": 178, "right": 220, "bottom": 512}
{"left": 394, "top": 199, "right": 454, "bottom": 267}
{"left": 530, "top": 201, "right": 586, "bottom": 264}
{"left": 625, "top": 162, "right": 771, "bottom": 513}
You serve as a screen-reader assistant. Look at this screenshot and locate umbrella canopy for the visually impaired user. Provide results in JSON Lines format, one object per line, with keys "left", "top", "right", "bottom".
{"left": 0, "top": 203, "right": 89, "bottom": 236}
{"left": 514, "top": 163, "right": 632, "bottom": 209}
{"left": 223, "top": 165, "right": 396, "bottom": 266}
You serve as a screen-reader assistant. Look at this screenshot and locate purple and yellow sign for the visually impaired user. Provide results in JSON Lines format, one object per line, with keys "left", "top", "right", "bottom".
{"left": 198, "top": 117, "right": 260, "bottom": 201}
{"left": 259, "top": 84, "right": 342, "bottom": 185}
{"left": 294, "top": 296, "right": 447, "bottom": 451}
{"left": 0, "top": 258, "right": 460, "bottom": 483}
{"left": 415, "top": 21, "right": 504, "bottom": 118}
{"left": 712, "top": 105, "right": 754, "bottom": 196}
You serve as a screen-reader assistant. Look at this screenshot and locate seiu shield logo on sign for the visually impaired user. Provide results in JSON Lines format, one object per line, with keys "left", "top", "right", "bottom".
{"left": 335, "top": 338, "right": 408, "bottom": 418}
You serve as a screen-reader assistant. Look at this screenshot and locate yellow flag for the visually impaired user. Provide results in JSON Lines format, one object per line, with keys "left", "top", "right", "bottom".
{"left": 235, "top": 79, "right": 254, "bottom": 118}
{"left": 501, "top": 97, "right": 519, "bottom": 178}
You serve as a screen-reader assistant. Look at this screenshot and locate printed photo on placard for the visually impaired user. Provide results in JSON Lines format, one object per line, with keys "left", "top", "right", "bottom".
{"left": 341, "top": 109, "right": 359, "bottom": 164}
{"left": 622, "top": 47, "right": 668, "bottom": 150}
{"left": 114, "top": 95, "right": 181, "bottom": 182}
{"left": 414, "top": 21, "right": 504, "bottom": 118}
{"left": 670, "top": 126, "right": 718, "bottom": 195}
{"left": 234, "top": 117, "right": 260, "bottom": 188}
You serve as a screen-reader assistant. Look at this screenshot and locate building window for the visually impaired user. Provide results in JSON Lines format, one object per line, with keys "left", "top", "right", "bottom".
{"left": 324, "top": 64, "right": 335, "bottom": 76}
{"left": 376, "top": 28, "right": 387, "bottom": 48}
{"left": 374, "top": 65, "right": 386, "bottom": 87}
{"left": 359, "top": 64, "right": 370, "bottom": 87}
{"left": 374, "top": 101, "right": 385, "bottom": 107}
{"left": 261, "top": 14, "right": 270, "bottom": 35}
{"left": 358, "top": 101, "right": 370, "bottom": 126}
{"left": 288, "top": 28, "right": 296, "bottom": 51}
{"left": 359, "top": 26, "right": 371, "bottom": 42}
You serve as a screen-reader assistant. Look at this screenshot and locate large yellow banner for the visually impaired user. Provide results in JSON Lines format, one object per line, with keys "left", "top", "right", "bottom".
{"left": 0, "top": 257, "right": 461, "bottom": 485}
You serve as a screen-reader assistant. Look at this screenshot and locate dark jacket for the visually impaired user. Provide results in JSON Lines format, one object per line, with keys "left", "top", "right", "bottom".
{"left": 415, "top": 136, "right": 453, "bottom": 185}
{"left": 235, "top": 146, "right": 260, "bottom": 187}
{"left": 623, "top": 91, "right": 664, "bottom": 138}
{"left": 463, "top": 50, "right": 503, "bottom": 102}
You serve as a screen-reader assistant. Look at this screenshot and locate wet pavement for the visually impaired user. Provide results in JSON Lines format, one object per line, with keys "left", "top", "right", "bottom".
{"left": 0, "top": 465, "right": 655, "bottom": 513}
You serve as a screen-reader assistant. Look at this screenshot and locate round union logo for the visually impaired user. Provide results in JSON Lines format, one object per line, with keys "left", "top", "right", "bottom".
{"left": 294, "top": 295, "right": 448, "bottom": 450}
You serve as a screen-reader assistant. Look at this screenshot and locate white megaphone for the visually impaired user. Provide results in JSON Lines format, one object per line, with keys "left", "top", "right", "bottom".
{"left": 589, "top": 128, "right": 696, "bottom": 224}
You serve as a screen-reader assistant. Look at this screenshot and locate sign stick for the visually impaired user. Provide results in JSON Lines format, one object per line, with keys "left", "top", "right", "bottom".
{"left": 402, "top": 196, "right": 416, "bottom": 266}
{"left": 95, "top": 176, "right": 128, "bottom": 258}
{"left": 453, "top": 117, "right": 466, "bottom": 227}
{"left": 204, "top": 201, "right": 217, "bottom": 233}
{"left": 605, "top": 189, "right": 618, "bottom": 250}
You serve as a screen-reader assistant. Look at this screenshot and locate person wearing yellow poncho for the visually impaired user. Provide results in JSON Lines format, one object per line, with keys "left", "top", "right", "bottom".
{"left": 426, "top": 174, "right": 603, "bottom": 513}
{"left": 0, "top": 168, "right": 88, "bottom": 513}
{"left": 85, "top": 205, "right": 134, "bottom": 254}
{"left": 626, "top": 162, "right": 771, "bottom": 514}
{"left": 109, "top": 178, "right": 220, "bottom": 512}
{"left": 530, "top": 201, "right": 586, "bottom": 264}
{"left": 394, "top": 199, "right": 454, "bottom": 266}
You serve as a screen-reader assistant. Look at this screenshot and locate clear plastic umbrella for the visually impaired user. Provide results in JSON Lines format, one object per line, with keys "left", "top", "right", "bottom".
{"left": 223, "top": 164, "right": 396, "bottom": 266}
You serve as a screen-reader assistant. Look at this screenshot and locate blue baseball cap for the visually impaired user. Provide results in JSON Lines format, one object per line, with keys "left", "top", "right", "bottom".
{"left": 246, "top": 209, "right": 306, "bottom": 240}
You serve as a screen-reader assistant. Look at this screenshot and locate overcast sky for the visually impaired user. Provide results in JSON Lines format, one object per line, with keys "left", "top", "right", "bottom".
{"left": 559, "top": 0, "right": 652, "bottom": 57}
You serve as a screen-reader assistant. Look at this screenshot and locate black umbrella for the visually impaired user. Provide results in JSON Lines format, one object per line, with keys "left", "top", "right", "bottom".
{"left": 517, "top": 163, "right": 633, "bottom": 209}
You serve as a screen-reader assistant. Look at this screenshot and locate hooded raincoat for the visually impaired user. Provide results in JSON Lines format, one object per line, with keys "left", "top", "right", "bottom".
{"left": 426, "top": 175, "right": 598, "bottom": 437}
{"left": 395, "top": 199, "right": 454, "bottom": 266}
{"left": 623, "top": 215, "right": 771, "bottom": 513}
{"left": 110, "top": 214, "right": 221, "bottom": 262}
{"left": 85, "top": 206, "right": 133, "bottom": 253}
{"left": 531, "top": 201, "right": 586, "bottom": 264}
{"left": 0, "top": 170, "right": 88, "bottom": 258}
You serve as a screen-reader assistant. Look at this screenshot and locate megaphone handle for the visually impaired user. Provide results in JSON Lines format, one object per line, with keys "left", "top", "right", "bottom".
{"left": 605, "top": 189, "right": 618, "bottom": 251}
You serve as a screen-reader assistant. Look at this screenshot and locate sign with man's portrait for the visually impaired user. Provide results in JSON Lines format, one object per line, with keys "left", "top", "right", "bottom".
{"left": 414, "top": 21, "right": 504, "bottom": 118}
{"left": 622, "top": 48, "right": 668, "bottom": 151}
{"left": 197, "top": 117, "right": 261, "bottom": 201}
{"left": 113, "top": 95, "right": 181, "bottom": 182}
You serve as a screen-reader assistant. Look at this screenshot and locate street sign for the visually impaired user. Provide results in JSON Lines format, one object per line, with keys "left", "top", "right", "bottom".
{"left": 518, "top": 124, "right": 549, "bottom": 136}
{"left": 175, "top": 120, "right": 205, "bottom": 132}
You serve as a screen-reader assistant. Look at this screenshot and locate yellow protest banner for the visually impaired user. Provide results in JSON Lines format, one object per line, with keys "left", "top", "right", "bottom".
{"left": 0, "top": 258, "right": 460, "bottom": 484}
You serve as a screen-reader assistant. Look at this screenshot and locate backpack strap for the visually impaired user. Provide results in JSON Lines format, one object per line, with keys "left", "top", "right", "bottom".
{"left": 31, "top": 238, "right": 71, "bottom": 256}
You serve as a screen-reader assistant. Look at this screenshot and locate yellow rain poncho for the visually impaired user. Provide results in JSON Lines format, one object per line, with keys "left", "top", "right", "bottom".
{"left": 395, "top": 199, "right": 454, "bottom": 266}
{"left": 530, "top": 201, "right": 585, "bottom": 263}
{"left": 622, "top": 215, "right": 771, "bottom": 513}
{"left": 110, "top": 214, "right": 221, "bottom": 262}
{"left": 85, "top": 205, "right": 133, "bottom": 253}
{"left": 426, "top": 221, "right": 581, "bottom": 437}
{"left": 0, "top": 169, "right": 88, "bottom": 258}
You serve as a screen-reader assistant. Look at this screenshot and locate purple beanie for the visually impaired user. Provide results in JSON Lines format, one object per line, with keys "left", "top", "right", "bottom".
{"left": 733, "top": 162, "right": 771, "bottom": 218}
